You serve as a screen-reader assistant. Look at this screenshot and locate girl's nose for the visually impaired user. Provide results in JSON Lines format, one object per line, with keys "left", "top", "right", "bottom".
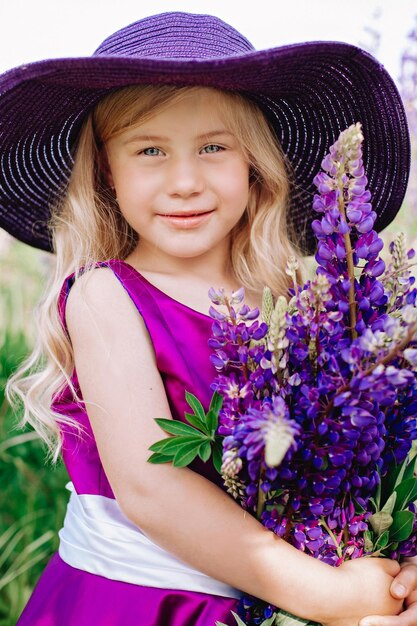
{"left": 166, "top": 157, "right": 205, "bottom": 198}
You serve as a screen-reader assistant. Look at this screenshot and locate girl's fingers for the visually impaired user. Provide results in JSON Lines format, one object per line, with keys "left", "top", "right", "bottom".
{"left": 359, "top": 605, "right": 417, "bottom": 626}
{"left": 391, "top": 564, "right": 417, "bottom": 599}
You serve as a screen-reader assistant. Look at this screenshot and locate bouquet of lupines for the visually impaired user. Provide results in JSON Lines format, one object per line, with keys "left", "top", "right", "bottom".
{"left": 148, "top": 124, "right": 417, "bottom": 626}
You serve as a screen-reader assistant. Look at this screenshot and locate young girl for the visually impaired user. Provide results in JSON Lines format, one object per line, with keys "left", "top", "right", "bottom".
{"left": 2, "top": 11, "right": 417, "bottom": 626}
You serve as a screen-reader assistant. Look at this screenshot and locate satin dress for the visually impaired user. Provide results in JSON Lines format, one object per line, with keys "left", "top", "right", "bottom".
{"left": 16, "top": 259, "right": 241, "bottom": 626}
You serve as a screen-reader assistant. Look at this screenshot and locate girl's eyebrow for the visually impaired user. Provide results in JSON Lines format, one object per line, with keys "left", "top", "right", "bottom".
{"left": 197, "top": 129, "right": 234, "bottom": 140}
{"left": 123, "top": 134, "right": 168, "bottom": 144}
{"left": 123, "top": 129, "right": 234, "bottom": 145}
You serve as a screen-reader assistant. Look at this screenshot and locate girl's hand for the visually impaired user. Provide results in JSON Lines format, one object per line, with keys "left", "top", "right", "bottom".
{"left": 321, "top": 557, "right": 402, "bottom": 626}
{"left": 358, "top": 559, "right": 417, "bottom": 626}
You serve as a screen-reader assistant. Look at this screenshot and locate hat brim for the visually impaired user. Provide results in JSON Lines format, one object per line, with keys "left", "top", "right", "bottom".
{"left": 0, "top": 42, "right": 410, "bottom": 254}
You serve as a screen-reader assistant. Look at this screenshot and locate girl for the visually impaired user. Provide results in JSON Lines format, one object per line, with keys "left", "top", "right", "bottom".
{"left": 2, "top": 11, "right": 417, "bottom": 626}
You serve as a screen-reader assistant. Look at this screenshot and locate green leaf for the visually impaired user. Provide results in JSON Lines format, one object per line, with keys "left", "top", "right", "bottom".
{"left": 269, "top": 489, "right": 286, "bottom": 499}
{"left": 198, "top": 440, "right": 212, "bottom": 463}
{"left": 382, "top": 457, "right": 408, "bottom": 503}
{"left": 185, "top": 392, "right": 206, "bottom": 420}
{"left": 369, "top": 490, "right": 397, "bottom": 534}
{"left": 381, "top": 491, "right": 397, "bottom": 515}
{"left": 184, "top": 412, "right": 207, "bottom": 433}
{"left": 149, "top": 435, "right": 205, "bottom": 455}
{"left": 374, "top": 473, "right": 382, "bottom": 510}
{"left": 206, "top": 409, "right": 218, "bottom": 434}
{"left": 375, "top": 530, "right": 390, "bottom": 551}
{"left": 274, "top": 609, "right": 311, "bottom": 626}
{"left": 147, "top": 452, "right": 173, "bottom": 464}
{"left": 394, "top": 477, "right": 417, "bottom": 511}
{"left": 212, "top": 439, "right": 224, "bottom": 474}
{"left": 154, "top": 418, "right": 205, "bottom": 437}
{"left": 209, "top": 391, "right": 223, "bottom": 415}
{"left": 219, "top": 611, "right": 247, "bottom": 626}
{"left": 354, "top": 497, "right": 366, "bottom": 514}
{"left": 172, "top": 441, "right": 202, "bottom": 467}
{"left": 403, "top": 454, "right": 417, "bottom": 482}
{"left": 369, "top": 511, "right": 393, "bottom": 535}
{"left": 260, "top": 615, "right": 279, "bottom": 626}
{"left": 389, "top": 510, "right": 415, "bottom": 542}
{"left": 364, "top": 530, "right": 374, "bottom": 552}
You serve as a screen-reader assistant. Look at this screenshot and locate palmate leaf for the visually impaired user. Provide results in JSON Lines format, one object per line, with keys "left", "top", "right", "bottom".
{"left": 148, "top": 391, "right": 224, "bottom": 469}
{"left": 198, "top": 440, "right": 212, "bottom": 462}
{"left": 209, "top": 391, "right": 223, "bottom": 415}
{"left": 212, "top": 439, "right": 224, "bottom": 475}
{"left": 184, "top": 411, "right": 207, "bottom": 432}
{"left": 173, "top": 440, "right": 203, "bottom": 467}
{"left": 185, "top": 392, "right": 206, "bottom": 421}
{"left": 147, "top": 452, "right": 173, "bottom": 464}
{"left": 154, "top": 418, "right": 202, "bottom": 437}
{"left": 148, "top": 434, "right": 205, "bottom": 455}
{"left": 206, "top": 408, "right": 218, "bottom": 433}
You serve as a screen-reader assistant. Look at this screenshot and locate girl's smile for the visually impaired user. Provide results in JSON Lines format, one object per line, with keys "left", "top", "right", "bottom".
{"left": 104, "top": 88, "right": 250, "bottom": 268}
{"left": 156, "top": 210, "right": 215, "bottom": 229}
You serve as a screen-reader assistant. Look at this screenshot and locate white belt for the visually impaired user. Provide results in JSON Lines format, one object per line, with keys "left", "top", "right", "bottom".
{"left": 58, "top": 482, "right": 241, "bottom": 599}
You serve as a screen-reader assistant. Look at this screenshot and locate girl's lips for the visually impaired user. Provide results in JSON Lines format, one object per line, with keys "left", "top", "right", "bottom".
{"left": 157, "top": 210, "right": 214, "bottom": 229}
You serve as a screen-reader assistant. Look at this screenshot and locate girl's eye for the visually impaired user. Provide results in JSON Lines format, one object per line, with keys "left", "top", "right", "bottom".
{"left": 202, "top": 144, "right": 223, "bottom": 154}
{"left": 141, "top": 147, "right": 161, "bottom": 156}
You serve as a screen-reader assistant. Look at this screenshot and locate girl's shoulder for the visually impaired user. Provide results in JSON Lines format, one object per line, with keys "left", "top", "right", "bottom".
{"left": 65, "top": 263, "right": 150, "bottom": 353}
{"left": 59, "top": 259, "right": 158, "bottom": 336}
{"left": 58, "top": 259, "right": 215, "bottom": 384}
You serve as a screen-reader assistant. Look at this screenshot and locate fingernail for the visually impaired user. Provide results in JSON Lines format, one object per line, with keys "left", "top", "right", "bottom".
{"left": 393, "top": 582, "right": 406, "bottom": 596}
{"left": 361, "top": 621, "right": 372, "bottom": 626}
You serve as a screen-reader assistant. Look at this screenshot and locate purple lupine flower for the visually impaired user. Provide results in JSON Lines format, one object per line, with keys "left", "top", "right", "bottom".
{"left": 206, "top": 123, "right": 417, "bottom": 625}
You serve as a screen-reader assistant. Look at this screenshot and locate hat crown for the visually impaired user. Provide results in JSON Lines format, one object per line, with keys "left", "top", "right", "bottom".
{"left": 94, "top": 12, "right": 255, "bottom": 60}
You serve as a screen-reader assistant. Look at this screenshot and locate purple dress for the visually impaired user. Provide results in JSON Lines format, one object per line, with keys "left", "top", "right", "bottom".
{"left": 16, "top": 259, "right": 240, "bottom": 626}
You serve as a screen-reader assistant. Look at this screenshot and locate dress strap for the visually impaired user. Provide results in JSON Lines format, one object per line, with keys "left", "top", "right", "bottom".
{"left": 56, "top": 259, "right": 215, "bottom": 408}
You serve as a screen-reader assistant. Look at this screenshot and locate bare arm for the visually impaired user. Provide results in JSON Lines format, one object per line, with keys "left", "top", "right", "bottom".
{"left": 66, "top": 269, "right": 402, "bottom": 625}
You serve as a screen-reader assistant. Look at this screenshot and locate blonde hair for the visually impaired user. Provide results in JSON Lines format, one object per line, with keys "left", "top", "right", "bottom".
{"left": 6, "top": 84, "right": 304, "bottom": 460}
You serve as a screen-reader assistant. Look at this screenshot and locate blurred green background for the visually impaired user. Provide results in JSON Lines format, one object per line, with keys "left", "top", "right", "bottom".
{"left": 0, "top": 11, "right": 416, "bottom": 626}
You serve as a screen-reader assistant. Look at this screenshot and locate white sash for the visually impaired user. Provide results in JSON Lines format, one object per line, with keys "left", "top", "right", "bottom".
{"left": 58, "top": 482, "right": 242, "bottom": 599}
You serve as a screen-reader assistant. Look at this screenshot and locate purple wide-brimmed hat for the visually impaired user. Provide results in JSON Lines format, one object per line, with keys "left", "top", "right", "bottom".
{"left": 0, "top": 12, "right": 410, "bottom": 254}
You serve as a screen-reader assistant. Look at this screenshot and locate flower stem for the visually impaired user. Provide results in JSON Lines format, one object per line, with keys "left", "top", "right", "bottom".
{"left": 323, "top": 321, "right": 417, "bottom": 415}
{"left": 337, "top": 179, "right": 357, "bottom": 340}
{"left": 256, "top": 463, "right": 266, "bottom": 519}
{"left": 225, "top": 298, "right": 250, "bottom": 380}
{"left": 319, "top": 517, "right": 343, "bottom": 560}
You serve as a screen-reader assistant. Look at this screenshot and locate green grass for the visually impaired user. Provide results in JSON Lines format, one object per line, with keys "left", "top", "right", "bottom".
{"left": 0, "top": 242, "right": 68, "bottom": 626}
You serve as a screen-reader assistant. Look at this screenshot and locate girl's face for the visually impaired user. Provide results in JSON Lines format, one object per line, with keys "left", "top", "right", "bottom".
{"left": 104, "top": 88, "right": 250, "bottom": 265}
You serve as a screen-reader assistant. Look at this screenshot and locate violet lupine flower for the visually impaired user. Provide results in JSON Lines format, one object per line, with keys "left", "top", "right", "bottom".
{"left": 208, "top": 124, "right": 417, "bottom": 626}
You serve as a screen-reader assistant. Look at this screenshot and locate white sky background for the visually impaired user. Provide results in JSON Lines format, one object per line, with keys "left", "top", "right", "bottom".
{"left": 0, "top": 0, "right": 416, "bottom": 87}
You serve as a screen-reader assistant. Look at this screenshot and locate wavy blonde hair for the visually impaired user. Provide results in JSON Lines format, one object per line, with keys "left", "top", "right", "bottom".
{"left": 6, "top": 84, "right": 304, "bottom": 461}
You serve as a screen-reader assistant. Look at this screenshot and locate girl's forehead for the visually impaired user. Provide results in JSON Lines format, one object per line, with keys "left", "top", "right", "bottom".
{"left": 120, "top": 89, "right": 235, "bottom": 134}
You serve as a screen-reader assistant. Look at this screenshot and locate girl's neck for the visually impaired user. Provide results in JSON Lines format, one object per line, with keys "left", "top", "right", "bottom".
{"left": 125, "top": 240, "right": 234, "bottom": 286}
{"left": 124, "top": 243, "right": 261, "bottom": 315}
